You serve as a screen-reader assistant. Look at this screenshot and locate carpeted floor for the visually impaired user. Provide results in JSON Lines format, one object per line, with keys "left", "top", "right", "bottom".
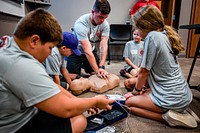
{"left": 78, "top": 58, "right": 200, "bottom": 133}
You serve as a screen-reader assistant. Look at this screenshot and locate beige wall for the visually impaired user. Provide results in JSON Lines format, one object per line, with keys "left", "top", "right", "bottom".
{"left": 48, "top": 0, "right": 136, "bottom": 31}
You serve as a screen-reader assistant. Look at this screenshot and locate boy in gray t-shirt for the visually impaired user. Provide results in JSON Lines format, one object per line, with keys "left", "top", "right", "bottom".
{"left": 0, "top": 8, "right": 114, "bottom": 133}
{"left": 43, "top": 32, "right": 81, "bottom": 90}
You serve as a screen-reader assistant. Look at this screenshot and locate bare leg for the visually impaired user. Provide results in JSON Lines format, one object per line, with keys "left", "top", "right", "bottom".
{"left": 120, "top": 69, "right": 132, "bottom": 78}
{"left": 125, "top": 91, "right": 165, "bottom": 122}
{"left": 128, "top": 107, "right": 165, "bottom": 122}
{"left": 124, "top": 72, "right": 133, "bottom": 78}
{"left": 124, "top": 77, "right": 137, "bottom": 90}
{"left": 130, "top": 69, "right": 138, "bottom": 77}
{"left": 71, "top": 114, "right": 87, "bottom": 133}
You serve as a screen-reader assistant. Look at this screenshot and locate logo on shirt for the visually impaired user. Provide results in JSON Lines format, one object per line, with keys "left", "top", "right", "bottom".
{"left": 96, "top": 31, "right": 101, "bottom": 38}
{"left": 140, "top": 49, "right": 144, "bottom": 55}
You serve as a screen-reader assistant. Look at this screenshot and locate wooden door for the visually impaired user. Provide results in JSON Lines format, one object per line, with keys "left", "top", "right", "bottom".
{"left": 187, "top": 0, "right": 200, "bottom": 58}
{"left": 155, "top": 0, "right": 175, "bottom": 26}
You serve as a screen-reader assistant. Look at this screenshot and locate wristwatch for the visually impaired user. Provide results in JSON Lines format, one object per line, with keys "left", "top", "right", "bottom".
{"left": 132, "top": 85, "right": 147, "bottom": 95}
{"left": 99, "top": 65, "right": 105, "bottom": 69}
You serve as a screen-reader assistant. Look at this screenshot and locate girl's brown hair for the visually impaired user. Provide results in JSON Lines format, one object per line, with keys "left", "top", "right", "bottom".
{"left": 133, "top": 5, "right": 184, "bottom": 55}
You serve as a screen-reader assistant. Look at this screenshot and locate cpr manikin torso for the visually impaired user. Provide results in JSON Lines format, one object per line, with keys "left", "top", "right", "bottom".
{"left": 70, "top": 73, "right": 120, "bottom": 95}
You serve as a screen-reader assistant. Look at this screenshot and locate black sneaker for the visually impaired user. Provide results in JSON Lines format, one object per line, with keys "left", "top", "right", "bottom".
{"left": 120, "top": 69, "right": 126, "bottom": 77}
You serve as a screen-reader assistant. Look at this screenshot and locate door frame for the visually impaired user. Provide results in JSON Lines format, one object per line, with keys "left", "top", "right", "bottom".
{"left": 187, "top": 0, "right": 200, "bottom": 58}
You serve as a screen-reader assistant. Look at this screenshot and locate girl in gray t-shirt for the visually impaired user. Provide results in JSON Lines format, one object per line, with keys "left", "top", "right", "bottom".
{"left": 124, "top": 5, "right": 197, "bottom": 128}
{"left": 121, "top": 29, "right": 144, "bottom": 90}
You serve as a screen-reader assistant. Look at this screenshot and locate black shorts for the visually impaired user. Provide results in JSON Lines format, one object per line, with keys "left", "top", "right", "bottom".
{"left": 127, "top": 67, "right": 134, "bottom": 73}
{"left": 49, "top": 75, "right": 68, "bottom": 89}
{"left": 67, "top": 49, "right": 99, "bottom": 74}
{"left": 60, "top": 75, "right": 68, "bottom": 89}
{"left": 16, "top": 110, "right": 72, "bottom": 133}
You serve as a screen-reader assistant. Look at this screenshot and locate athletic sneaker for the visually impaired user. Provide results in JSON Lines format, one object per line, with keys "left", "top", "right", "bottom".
{"left": 186, "top": 108, "right": 200, "bottom": 123}
{"left": 162, "top": 110, "right": 197, "bottom": 128}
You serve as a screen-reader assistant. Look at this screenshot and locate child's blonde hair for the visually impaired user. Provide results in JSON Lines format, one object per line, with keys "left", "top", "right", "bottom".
{"left": 133, "top": 5, "right": 184, "bottom": 55}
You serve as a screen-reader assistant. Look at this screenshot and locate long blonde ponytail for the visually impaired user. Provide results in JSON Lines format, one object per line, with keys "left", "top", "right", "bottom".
{"left": 163, "top": 25, "right": 184, "bottom": 55}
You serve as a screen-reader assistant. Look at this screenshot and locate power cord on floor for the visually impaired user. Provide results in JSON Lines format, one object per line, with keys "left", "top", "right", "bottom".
{"left": 112, "top": 91, "right": 131, "bottom": 133}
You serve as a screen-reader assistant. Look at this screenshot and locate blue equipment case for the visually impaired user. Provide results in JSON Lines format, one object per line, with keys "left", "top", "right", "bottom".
{"left": 84, "top": 104, "right": 128, "bottom": 132}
